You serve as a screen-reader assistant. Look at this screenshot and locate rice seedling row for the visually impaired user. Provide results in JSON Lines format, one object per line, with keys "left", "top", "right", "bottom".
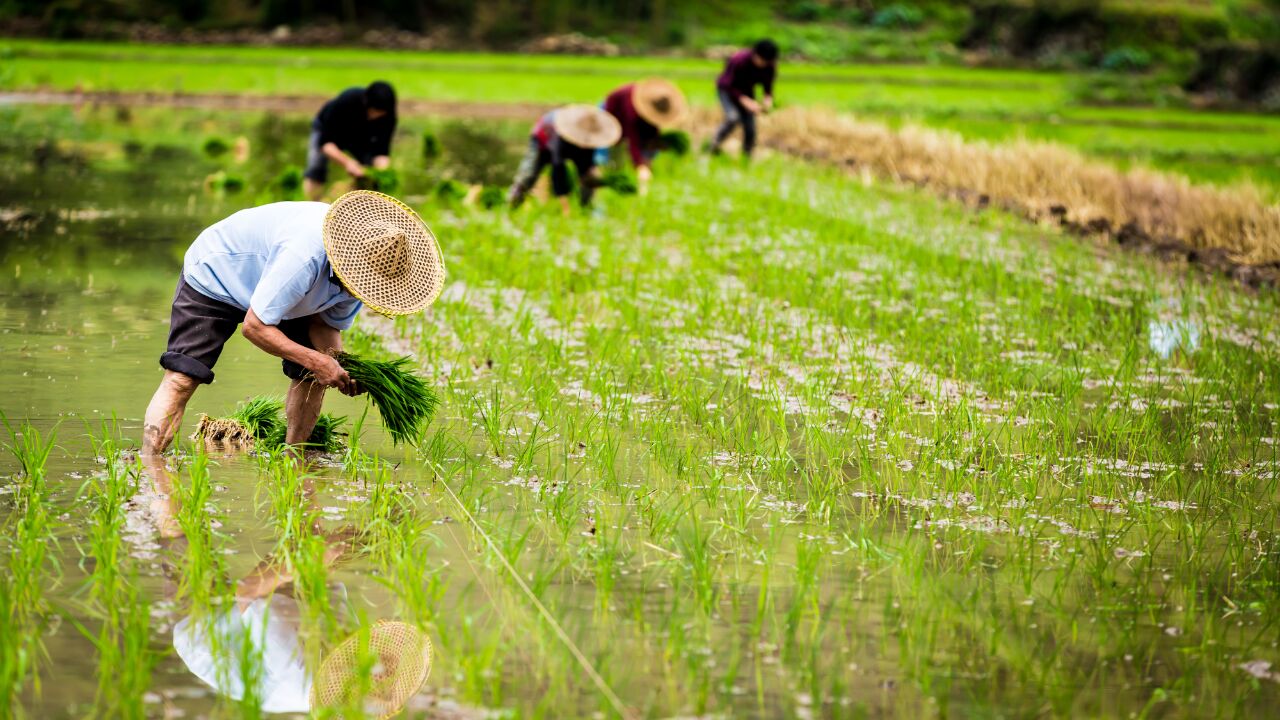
{"left": 2, "top": 104, "right": 1280, "bottom": 717}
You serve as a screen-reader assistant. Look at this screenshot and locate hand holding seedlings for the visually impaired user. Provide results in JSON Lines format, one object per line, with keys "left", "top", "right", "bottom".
{"left": 310, "top": 353, "right": 358, "bottom": 396}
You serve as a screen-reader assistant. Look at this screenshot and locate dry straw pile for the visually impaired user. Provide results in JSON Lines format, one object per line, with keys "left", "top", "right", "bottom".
{"left": 694, "top": 107, "right": 1280, "bottom": 266}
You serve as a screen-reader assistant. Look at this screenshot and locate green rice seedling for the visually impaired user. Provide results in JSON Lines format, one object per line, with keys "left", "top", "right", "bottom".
{"left": 174, "top": 450, "right": 228, "bottom": 614}
{"left": 201, "top": 136, "right": 230, "bottom": 158}
{"left": 0, "top": 418, "right": 58, "bottom": 714}
{"left": 660, "top": 130, "right": 691, "bottom": 156}
{"left": 478, "top": 185, "right": 506, "bottom": 209}
{"left": 204, "top": 170, "right": 245, "bottom": 194}
{"left": 356, "top": 167, "right": 401, "bottom": 194}
{"left": 262, "top": 412, "right": 348, "bottom": 453}
{"left": 332, "top": 351, "right": 439, "bottom": 445}
{"left": 434, "top": 179, "right": 467, "bottom": 204}
{"left": 231, "top": 396, "right": 286, "bottom": 440}
{"left": 192, "top": 396, "right": 284, "bottom": 449}
{"left": 341, "top": 325, "right": 391, "bottom": 360}
{"left": 601, "top": 169, "right": 637, "bottom": 195}
{"left": 421, "top": 130, "right": 441, "bottom": 163}
{"left": 272, "top": 165, "right": 304, "bottom": 201}
{"left": 261, "top": 453, "right": 312, "bottom": 547}
{"left": 77, "top": 430, "right": 155, "bottom": 720}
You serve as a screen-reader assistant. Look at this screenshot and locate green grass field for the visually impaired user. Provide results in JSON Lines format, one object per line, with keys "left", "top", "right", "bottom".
{"left": 1, "top": 95, "right": 1279, "bottom": 717}
{"left": 5, "top": 39, "right": 1280, "bottom": 191}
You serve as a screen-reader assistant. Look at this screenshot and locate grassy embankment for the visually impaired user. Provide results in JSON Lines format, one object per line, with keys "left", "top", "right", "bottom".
{"left": 3, "top": 39, "right": 1280, "bottom": 192}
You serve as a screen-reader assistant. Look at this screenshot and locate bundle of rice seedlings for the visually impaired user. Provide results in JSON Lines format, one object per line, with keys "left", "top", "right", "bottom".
{"left": 660, "top": 130, "right": 691, "bottom": 156}
{"left": 193, "top": 396, "right": 349, "bottom": 453}
{"left": 332, "top": 352, "right": 438, "bottom": 446}
{"left": 421, "top": 131, "right": 442, "bottom": 162}
{"left": 356, "top": 168, "right": 401, "bottom": 194}
{"left": 191, "top": 414, "right": 254, "bottom": 447}
{"left": 601, "top": 169, "right": 638, "bottom": 195}
{"left": 192, "top": 396, "right": 283, "bottom": 449}
{"left": 231, "top": 396, "right": 286, "bottom": 440}
{"left": 202, "top": 136, "right": 230, "bottom": 159}
{"left": 262, "top": 412, "right": 348, "bottom": 453}
{"left": 435, "top": 179, "right": 467, "bottom": 204}
{"left": 478, "top": 185, "right": 506, "bottom": 210}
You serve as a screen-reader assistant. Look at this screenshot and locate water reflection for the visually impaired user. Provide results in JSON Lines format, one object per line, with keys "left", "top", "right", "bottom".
{"left": 142, "top": 455, "right": 431, "bottom": 716}
{"left": 1148, "top": 318, "right": 1201, "bottom": 358}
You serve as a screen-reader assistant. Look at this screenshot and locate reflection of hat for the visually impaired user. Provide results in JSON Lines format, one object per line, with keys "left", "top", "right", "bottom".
{"left": 310, "top": 620, "right": 434, "bottom": 719}
{"left": 552, "top": 104, "right": 622, "bottom": 149}
{"left": 323, "top": 191, "right": 447, "bottom": 317}
{"left": 632, "top": 78, "right": 688, "bottom": 129}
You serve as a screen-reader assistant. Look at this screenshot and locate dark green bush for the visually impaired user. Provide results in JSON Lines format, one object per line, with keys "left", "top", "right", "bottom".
{"left": 478, "top": 185, "right": 506, "bottom": 209}
{"left": 1101, "top": 46, "right": 1152, "bottom": 73}
{"left": 202, "top": 136, "right": 230, "bottom": 159}
{"left": 872, "top": 3, "right": 924, "bottom": 29}
{"left": 422, "top": 131, "right": 441, "bottom": 163}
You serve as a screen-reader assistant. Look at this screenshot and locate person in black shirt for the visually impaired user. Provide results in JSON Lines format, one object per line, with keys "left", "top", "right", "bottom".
{"left": 304, "top": 81, "right": 398, "bottom": 200}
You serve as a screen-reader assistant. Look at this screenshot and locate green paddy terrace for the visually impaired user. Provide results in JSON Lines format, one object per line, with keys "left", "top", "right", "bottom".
{"left": 2, "top": 100, "right": 1280, "bottom": 718}
{"left": 4, "top": 39, "right": 1280, "bottom": 192}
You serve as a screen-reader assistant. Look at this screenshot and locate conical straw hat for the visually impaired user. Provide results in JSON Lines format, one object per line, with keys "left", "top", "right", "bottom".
{"left": 323, "top": 191, "right": 446, "bottom": 317}
{"left": 632, "top": 78, "right": 688, "bottom": 129}
{"left": 309, "top": 621, "right": 433, "bottom": 719}
{"left": 552, "top": 104, "right": 622, "bottom": 149}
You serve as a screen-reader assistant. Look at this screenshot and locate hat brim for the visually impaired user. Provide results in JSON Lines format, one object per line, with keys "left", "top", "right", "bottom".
{"left": 309, "top": 621, "right": 433, "bottom": 719}
{"left": 323, "top": 191, "right": 446, "bottom": 317}
{"left": 633, "top": 78, "right": 688, "bottom": 129}
{"left": 552, "top": 104, "right": 622, "bottom": 149}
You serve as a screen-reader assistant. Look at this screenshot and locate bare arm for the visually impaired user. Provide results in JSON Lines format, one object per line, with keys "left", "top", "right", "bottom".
{"left": 241, "top": 309, "right": 356, "bottom": 395}
{"left": 372, "top": 155, "right": 391, "bottom": 170}
{"left": 321, "top": 142, "right": 365, "bottom": 177}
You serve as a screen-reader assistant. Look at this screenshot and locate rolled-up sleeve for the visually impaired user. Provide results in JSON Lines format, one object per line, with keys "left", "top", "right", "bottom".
{"left": 249, "top": 252, "right": 320, "bottom": 326}
{"left": 322, "top": 297, "right": 362, "bottom": 330}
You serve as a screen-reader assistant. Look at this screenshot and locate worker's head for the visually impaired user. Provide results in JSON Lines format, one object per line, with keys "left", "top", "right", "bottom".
{"left": 365, "top": 81, "right": 396, "bottom": 120}
{"left": 751, "top": 39, "right": 779, "bottom": 67}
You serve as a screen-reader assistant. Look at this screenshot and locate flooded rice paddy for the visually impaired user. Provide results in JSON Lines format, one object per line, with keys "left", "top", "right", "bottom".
{"left": 2, "top": 104, "right": 1280, "bottom": 718}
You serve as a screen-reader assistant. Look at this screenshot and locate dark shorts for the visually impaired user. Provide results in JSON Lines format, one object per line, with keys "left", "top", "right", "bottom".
{"left": 160, "top": 276, "right": 315, "bottom": 384}
{"left": 304, "top": 129, "right": 330, "bottom": 183}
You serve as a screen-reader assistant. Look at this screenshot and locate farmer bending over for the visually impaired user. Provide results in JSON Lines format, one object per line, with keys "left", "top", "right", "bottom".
{"left": 304, "top": 81, "right": 398, "bottom": 200}
{"left": 507, "top": 105, "right": 621, "bottom": 216}
{"left": 141, "top": 191, "right": 445, "bottom": 456}
{"left": 709, "top": 39, "right": 779, "bottom": 159}
{"left": 598, "top": 78, "right": 688, "bottom": 195}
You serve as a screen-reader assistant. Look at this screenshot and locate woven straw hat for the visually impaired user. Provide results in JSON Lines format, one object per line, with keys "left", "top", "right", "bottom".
{"left": 323, "top": 191, "right": 446, "bottom": 317}
{"left": 552, "top": 104, "right": 622, "bottom": 149}
{"left": 309, "top": 621, "right": 433, "bottom": 719}
{"left": 632, "top": 78, "right": 688, "bottom": 129}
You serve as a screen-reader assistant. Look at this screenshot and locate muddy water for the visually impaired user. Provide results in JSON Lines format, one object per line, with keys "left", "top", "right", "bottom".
{"left": 0, "top": 108, "right": 471, "bottom": 718}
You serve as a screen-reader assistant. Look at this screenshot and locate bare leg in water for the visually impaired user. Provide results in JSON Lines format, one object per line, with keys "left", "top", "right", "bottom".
{"left": 284, "top": 378, "right": 326, "bottom": 447}
{"left": 140, "top": 453, "right": 185, "bottom": 540}
{"left": 142, "top": 370, "right": 200, "bottom": 456}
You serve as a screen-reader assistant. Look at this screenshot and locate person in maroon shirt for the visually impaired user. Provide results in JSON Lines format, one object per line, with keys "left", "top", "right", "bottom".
{"left": 709, "top": 39, "right": 779, "bottom": 158}
{"left": 600, "top": 78, "right": 688, "bottom": 195}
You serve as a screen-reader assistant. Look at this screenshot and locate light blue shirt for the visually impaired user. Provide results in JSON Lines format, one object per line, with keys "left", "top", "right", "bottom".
{"left": 183, "top": 202, "right": 361, "bottom": 330}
